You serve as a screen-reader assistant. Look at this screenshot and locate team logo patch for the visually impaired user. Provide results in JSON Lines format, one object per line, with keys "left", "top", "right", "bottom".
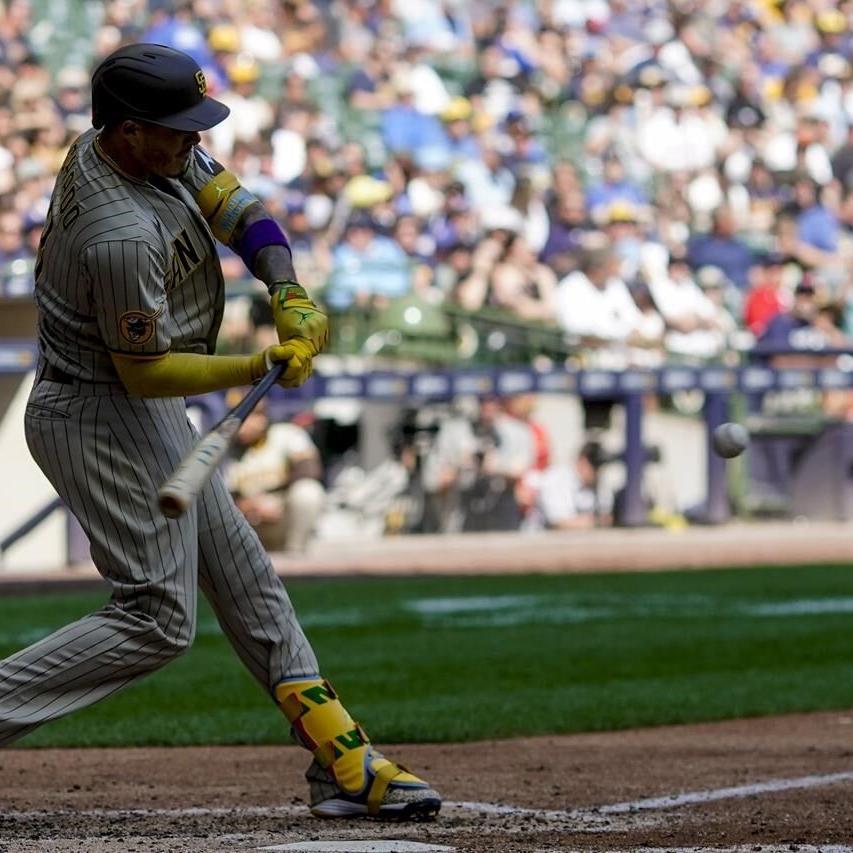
{"left": 119, "top": 308, "right": 160, "bottom": 346}
{"left": 195, "top": 70, "right": 207, "bottom": 95}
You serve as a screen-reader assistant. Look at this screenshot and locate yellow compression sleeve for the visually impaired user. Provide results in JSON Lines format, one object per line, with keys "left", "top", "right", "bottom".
{"left": 111, "top": 351, "right": 265, "bottom": 398}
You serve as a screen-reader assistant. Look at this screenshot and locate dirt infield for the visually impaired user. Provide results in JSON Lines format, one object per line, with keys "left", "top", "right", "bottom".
{"left": 2, "top": 710, "right": 853, "bottom": 852}
{"left": 2, "top": 524, "right": 853, "bottom": 851}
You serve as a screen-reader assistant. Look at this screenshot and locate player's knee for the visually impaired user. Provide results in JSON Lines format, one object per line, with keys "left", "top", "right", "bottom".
{"left": 159, "top": 622, "right": 195, "bottom": 658}
{"left": 123, "top": 601, "right": 196, "bottom": 662}
{"left": 154, "top": 611, "right": 196, "bottom": 659}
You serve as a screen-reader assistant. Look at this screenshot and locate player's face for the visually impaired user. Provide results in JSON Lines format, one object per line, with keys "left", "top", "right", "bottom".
{"left": 136, "top": 125, "right": 202, "bottom": 178}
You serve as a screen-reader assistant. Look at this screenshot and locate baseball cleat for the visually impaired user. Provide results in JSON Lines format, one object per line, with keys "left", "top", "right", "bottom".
{"left": 305, "top": 752, "right": 442, "bottom": 821}
{"left": 275, "top": 678, "right": 441, "bottom": 821}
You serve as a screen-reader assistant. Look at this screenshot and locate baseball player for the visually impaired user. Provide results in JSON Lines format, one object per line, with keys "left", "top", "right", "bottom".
{"left": 0, "top": 44, "right": 440, "bottom": 821}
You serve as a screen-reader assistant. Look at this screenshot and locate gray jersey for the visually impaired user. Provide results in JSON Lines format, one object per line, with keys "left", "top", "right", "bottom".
{"left": 0, "top": 130, "right": 320, "bottom": 748}
{"left": 35, "top": 128, "right": 224, "bottom": 382}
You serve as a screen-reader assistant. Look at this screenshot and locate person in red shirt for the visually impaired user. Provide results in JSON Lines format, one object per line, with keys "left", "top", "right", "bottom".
{"left": 743, "top": 252, "right": 789, "bottom": 337}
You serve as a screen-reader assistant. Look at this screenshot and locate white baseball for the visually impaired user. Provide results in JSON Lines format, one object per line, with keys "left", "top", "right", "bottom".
{"left": 712, "top": 422, "right": 749, "bottom": 459}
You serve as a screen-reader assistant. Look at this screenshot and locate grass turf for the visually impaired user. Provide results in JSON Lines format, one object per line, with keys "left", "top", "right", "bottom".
{"left": 3, "top": 564, "right": 853, "bottom": 747}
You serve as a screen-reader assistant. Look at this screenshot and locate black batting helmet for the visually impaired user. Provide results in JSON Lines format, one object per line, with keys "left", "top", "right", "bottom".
{"left": 91, "top": 43, "right": 229, "bottom": 131}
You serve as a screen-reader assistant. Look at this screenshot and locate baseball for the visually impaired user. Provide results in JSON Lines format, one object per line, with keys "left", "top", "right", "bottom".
{"left": 712, "top": 422, "right": 749, "bottom": 458}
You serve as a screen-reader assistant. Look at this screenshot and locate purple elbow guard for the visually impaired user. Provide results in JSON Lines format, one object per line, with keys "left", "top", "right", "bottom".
{"left": 237, "top": 219, "right": 291, "bottom": 269}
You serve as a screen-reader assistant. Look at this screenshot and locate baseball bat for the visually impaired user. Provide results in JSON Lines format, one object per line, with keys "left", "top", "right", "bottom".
{"left": 158, "top": 362, "right": 286, "bottom": 518}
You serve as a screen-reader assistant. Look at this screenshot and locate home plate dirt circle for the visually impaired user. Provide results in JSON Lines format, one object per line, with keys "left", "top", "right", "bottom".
{"left": 258, "top": 843, "right": 456, "bottom": 852}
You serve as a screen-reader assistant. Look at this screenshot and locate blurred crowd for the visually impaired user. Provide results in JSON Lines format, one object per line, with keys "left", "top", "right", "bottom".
{"left": 1, "top": 0, "right": 853, "bottom": 366}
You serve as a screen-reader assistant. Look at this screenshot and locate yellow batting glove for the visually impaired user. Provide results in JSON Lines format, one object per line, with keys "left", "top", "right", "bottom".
{"left": 253, "top": 338, "right": 314, "bottom": 388}
{"left": 271, "top": 282, "right": 329, "bottom": 356}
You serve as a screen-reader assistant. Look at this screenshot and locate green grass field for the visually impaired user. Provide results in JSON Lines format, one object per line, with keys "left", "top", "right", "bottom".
{"left": 4, "top": 564, "right": 853, "bottom": 748}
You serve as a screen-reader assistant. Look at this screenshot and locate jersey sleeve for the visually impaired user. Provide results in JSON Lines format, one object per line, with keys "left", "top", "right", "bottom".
{"left": 179, "top": 145, "right": 224, "bottom": 196}
{"left": 83, "top": 240, "right": 172, "bottom": 356}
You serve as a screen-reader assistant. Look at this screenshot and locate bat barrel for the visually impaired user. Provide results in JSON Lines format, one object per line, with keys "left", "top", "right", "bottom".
{"left": 158, "top": 489, "right": 189, "bottom": 519}
{"left": 157, "top": 417, "right": 241, "bottom": 518}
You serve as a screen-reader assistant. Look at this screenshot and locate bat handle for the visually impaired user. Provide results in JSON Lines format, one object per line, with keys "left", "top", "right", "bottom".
{"left": 231, "top": 361, "right": 286, "bottom": 420}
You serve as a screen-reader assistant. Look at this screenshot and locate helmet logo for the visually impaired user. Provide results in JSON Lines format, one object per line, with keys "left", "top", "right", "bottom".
{"left": 195, "top": 70, "right": 207, "bottom": 95}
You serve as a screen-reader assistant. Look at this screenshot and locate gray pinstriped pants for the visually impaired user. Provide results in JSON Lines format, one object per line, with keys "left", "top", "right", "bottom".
{"left": 0, "top": 376, "right": 318, "bottom": 746}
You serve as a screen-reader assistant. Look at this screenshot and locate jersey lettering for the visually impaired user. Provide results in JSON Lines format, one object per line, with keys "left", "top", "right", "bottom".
{"left": 166, "top": 228, "right": 203, "bottom": 290}
{"left": 56, "top": 142, "right": 82, "bottom": 229}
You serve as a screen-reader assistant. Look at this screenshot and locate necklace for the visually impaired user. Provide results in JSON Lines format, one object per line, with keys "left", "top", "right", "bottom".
{"left": 93, "top": 134, "right": 148, "bottom": 184}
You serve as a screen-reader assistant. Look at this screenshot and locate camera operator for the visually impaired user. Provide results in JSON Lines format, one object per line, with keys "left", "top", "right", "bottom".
{"left": 422, "top": 397, "right": 536, "bottom": 533}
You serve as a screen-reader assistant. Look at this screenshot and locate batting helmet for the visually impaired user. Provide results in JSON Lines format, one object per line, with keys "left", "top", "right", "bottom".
{"left": 91, "top": 43, "right": 229, "bottom": 131}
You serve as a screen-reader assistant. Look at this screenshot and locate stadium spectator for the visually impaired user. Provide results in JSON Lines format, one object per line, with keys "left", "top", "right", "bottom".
{"left": 627, "top": 280, "right": 666, "bottom": 368}
{"left": 554, "top": 241, "right": 653, "bottom": 367}
{"left": 785, "top": 174, "right": 840, "bottom": 255}
{"left": 432, "top": 238, "right": 477, "bottom": 305}
{"left": 0, "top": 210, "right": 26, "bottom": 264}
{"left": 502, "top": 110, "right": 548, "bottom": 171}
{"left": 437, "top": 97, "right": 481, "bottom": 167}
{"left": 585, "top": 151, "right": 648, "bottom": 224}
{"left": 695, "top": 265, "right": 741, "bottom": 352}
{"left": 209, "top": 54, "right": 274, "bottom": 155}
{"left": 345, "top": 43, "right": 396, "bottom": 113}
{"left": 831, "top": 123, "right": 853, "bottom": 190}
{"left": 540, "top": 189, "right": 590, "bottom": 278}
{"left": 456, "top": 135, "right": 516, "bottom": 211}
{"left": 392, "top": 214, "right": 435, "bottom": 297}
{"left": 757, "top": 280, "right": 847, "bottom": 352}
{"left": 648, "top": 253, "right": 729, "bottom": 361}
{"left": 140, "top": 0, "right": 212, "bottom": 70}
{"left": 380, "top": 70, "right": 445, "bottom": 157}
{"left": 743, "top": 252, "right": 790, "bottom": 337}
{"left": 487, "top": 233, "right": 558, "bottom": 323}
{"left": 686, "top": 206, "right": 755, "bottom": 291}
{"left": 325, "top": 213, "right": 411, "bottom": 310}
{"left": 598, "top": 201, "right": 655, "bottom": 285}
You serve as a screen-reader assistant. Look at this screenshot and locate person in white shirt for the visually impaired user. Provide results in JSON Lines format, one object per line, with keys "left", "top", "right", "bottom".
{"left": 647, "top": 253, "right": 727, "bottom": 360}
{"left": 525, "top": 442, "right": 612, "bottom": 531}
{"left": 555, "top": 240, "right": 653, "bottom": 366}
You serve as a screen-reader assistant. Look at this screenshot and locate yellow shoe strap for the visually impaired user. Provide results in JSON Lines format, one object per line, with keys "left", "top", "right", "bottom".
{"left": 367, "top": 761, "right": 401, "bottom": 816}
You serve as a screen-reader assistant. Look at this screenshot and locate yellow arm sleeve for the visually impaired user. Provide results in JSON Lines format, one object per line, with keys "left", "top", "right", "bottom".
{"left": 111, "top": 351, "right": 266, "bottom": 398}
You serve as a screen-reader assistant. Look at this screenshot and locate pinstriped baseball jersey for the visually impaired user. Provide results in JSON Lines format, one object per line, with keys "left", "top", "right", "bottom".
{"left": 35, "top": 128, "right": 224, "bottom": 382}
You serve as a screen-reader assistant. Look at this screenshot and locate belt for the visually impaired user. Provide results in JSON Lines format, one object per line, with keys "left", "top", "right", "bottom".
{"left": 41, "top": 362, "right": 77, "bottom": 384}
{"left": 39, "top": 361, "right": 126, "bottom": 395}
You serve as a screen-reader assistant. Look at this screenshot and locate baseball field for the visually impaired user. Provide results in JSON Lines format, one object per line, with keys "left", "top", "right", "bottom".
{"left": 2, "top": 542, "right": 853, "bottom": 852}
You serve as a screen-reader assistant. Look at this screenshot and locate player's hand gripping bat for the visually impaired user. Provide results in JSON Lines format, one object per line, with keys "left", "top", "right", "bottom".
{"left": 158, "top": 363, "right": 285, "bottom": 518}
